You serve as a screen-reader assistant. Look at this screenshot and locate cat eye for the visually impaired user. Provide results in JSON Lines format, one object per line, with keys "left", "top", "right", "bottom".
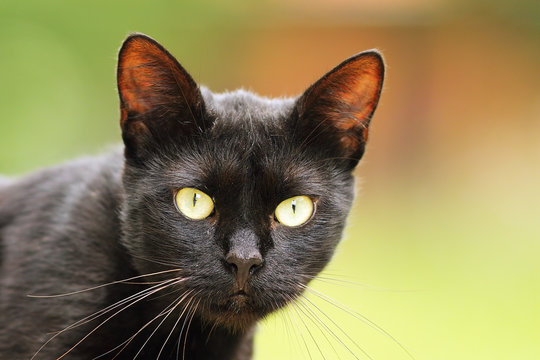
{"left": 175, "top": 188, "right": 214, "bottom": 220}
{"left": 274, "top": 196, "right": 314, "bottom": 227}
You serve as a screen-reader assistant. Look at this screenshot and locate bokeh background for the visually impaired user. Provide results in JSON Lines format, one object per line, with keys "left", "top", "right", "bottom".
{"left": 1, "top": 0, "right": 539, "bottom": 359}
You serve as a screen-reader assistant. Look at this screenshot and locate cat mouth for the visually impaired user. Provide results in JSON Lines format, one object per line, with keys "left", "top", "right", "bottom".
{"left": 232, "top": 290, "right": 248, "bottom": 297}
{"left": 228, "top": 290, "right": 252, "bottom": 308}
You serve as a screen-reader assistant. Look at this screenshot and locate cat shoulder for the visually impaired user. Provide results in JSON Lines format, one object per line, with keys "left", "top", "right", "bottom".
{"left": 0, "top": 148, "right": 124, "bottom": 230}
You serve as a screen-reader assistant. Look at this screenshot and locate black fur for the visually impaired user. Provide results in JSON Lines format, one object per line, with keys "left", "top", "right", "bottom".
{"left": 0, "top": 34, "right": 384, "bottom": 359}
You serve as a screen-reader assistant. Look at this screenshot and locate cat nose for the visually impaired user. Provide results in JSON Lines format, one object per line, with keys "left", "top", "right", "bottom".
{"left": 225, "top": 250, "right": 263, "bottom": 291}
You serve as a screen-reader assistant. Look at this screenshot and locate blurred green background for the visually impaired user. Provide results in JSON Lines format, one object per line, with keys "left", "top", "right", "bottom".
{"left": 1, "top": 0, "right": 539, "bottom": 359}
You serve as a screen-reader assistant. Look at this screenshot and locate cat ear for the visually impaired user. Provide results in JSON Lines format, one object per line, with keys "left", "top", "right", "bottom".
{"left": 294, "top": 50, "right": 384, "bottom": 169}
{"left": 117, "top": 33, "right": 207, "bottom": 159}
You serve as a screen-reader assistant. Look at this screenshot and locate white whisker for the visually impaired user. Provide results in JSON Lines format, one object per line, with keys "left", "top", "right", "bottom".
{"left": 133, "top": 290, "right": 195, "bottom": 360}
{"left": 50, "top": 278, "right": 184, "bottom": 360}
{"left": 27, "top": 268, "right": 181, "bottom": 298}
{"left": 295, "top": 298, "right": 341, "bottom": 360}
{"left": 286, "top": 295, "right": 314, "bottom": 360}
{"left": 31, "top": 277, "right": 183, "bottom": 359}
{"left": 181, "top": 298, "right": 201, "bottom": 360}
{"left": 298, "top": 295, "right": 369, "bottom": 360}
{"left": 302, "top": 284, "right": 415, "bottom": 360}
{"left": 291, "top": 298, "right": 328, "bottom": 360}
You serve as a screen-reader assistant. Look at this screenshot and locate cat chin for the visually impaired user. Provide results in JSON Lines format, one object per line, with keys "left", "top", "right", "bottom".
{"left": 197, "top": 296, "right": 274, "bottom": 333}
{"left": 200, "top": 308, "right": 261, "bottom": 333}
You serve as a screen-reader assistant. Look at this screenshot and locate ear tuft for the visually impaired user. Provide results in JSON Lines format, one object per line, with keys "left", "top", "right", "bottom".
{"left": 117, "top": 34, "right": 205, "bottom": 159}
{"left": 296, "top": 50, "right": 385, "bottom": 168}
{"left": 117, "top": 33, "right": 200, "bottom": 120}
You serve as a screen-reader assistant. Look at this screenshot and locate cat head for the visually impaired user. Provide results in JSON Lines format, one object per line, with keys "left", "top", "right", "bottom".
{"left": 117, "top": 34, "right": 384, "bottom": 330}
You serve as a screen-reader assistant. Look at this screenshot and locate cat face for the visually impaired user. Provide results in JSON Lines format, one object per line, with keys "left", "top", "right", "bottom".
{"left": 117, "top": 34, "right": 384, "bottom": 330}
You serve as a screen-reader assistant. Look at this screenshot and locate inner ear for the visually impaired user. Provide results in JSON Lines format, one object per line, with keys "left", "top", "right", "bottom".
{"left": 117, "top": 33, "right": 207, "bottom": 159}
{"left": 294, "top": 51, "right": 385, "bottom": 168}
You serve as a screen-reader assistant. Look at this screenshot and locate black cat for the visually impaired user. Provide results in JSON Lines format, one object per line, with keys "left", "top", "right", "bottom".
{"left": 0, "top": 34, "right": 384, "bottom": 359}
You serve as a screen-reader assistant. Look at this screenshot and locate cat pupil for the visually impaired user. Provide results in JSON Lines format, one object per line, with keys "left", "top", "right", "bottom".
{"left": 292, "top": 199, "right": 296, "bottom": 214}
{"left": 193, "top": 192, "right": 199, "bottom": 207}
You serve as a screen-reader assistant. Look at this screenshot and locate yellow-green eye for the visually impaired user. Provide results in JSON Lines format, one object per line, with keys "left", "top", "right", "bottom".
{"left": 274, "top": 195, "right": 314, "bottom": 227}
{"left": 175, "top": 188, "right": 214, "bottom": 220}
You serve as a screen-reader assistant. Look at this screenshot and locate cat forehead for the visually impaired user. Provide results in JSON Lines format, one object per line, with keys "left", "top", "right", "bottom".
{"left": 202, "top": 88, "right": 296, "bottom": 127}
{"left": 159, "top": 88, "right": 332, "bottom": 185}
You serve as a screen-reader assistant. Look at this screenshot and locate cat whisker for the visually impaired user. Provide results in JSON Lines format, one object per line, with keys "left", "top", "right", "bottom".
{"left": 293, "top": 298, "right": 342, "bottom": 360}
{"left": 176, "top": 292, "right": 198, "bottom": 359}
{"left": 147, "top": 279, "right": 194, "bottom": 302}
{"left": 173, "top": 295, "right": 195, "bottom": 360}
{"left": 290, "top": 298, "right": 329, "bottom": 360}
{"left": 300, "top": 284, "right": 415, "bottom": 360}
{"left": 175, "top": 294, "right": 202, "bottom": 360}
{"left": 279, "top": 302, "right": 296, "bottom": 357}
{"left": 181, "top": 298, "right": 201, "bottom": 360}
{"left": 50, "top": 277, "right": 186, "bottom": 336}
{"left": 154, "top": 302, "right": 186, "bottom": 360}
{"left": 47, "top": 278, "right": 184, "bottom": 360}
{"left": 275, "top": 275, "right": 340, "bottom": 358}
{"left": 298, "top": 295, "right": 371, "bottom": 360}
{"left": 121, "top": 280, "right": 174, "bottom": 285}
{"left": 131, "top": 254, "right": 183, "bottom": 268}
{"left": 156, "top": 293, "right": 200, "bottom": 360}
{"left": 281, "top": 307, "right": 302, "bottom": 358}
{"left": 93, "top": 288, "right": 195, "bottom": 360}
{"left": 27, "top": 268, "right": 182, "bottom": 298}
{"left": 31, "top": 277, "right": 183, "bottom": 359}
{"left": 204, "top": 319, "right": 220, "bottom": 345}
{"left": 133, "top": 289, "right": 197, "bottom": 360}
{"left": 312, "top": 276, "right": 406, "bottom": 292}
{"left": 286, "top": 295, "right": 314, "bottom": 360}
{"left": 92, "top": 311, "right": 168, "bottom": 360}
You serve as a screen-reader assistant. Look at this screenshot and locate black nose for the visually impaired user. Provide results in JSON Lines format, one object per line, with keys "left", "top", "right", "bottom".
{"left": 226, "top": 251, "right": 263, "bottom": 291}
